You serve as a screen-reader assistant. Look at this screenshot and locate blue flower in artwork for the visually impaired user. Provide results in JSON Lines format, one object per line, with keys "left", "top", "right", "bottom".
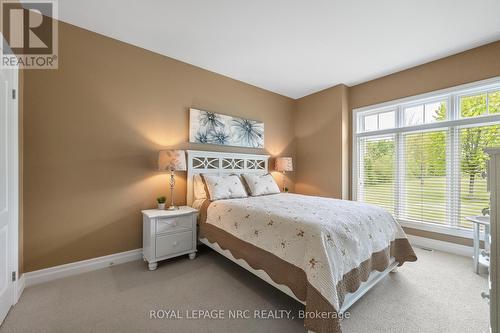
{"left": 199, "top": 111, "right": 224, "bottom": 130}
{"left": 194, "top": 128, "right": 209, "bottom": 144}
{"left": 208, "top": 128, "right": 230, "bottom": 145}
{"left": 231, "top": 118, "right": 264, "bottom": 148}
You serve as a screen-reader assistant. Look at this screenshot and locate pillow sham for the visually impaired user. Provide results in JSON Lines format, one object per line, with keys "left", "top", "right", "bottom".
{"left": 193, "top": 174, "right": 207, "bottom": 200}
{"left": 201, "top": 174, "right": 248, "bottom": 201}
{"left": 242, "top": 173, "right": 280, "bottom": 196}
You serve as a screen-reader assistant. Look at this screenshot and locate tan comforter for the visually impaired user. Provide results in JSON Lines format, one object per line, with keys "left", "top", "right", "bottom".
{"left": 198, "top": 193, "right": 417, "bottom": 332}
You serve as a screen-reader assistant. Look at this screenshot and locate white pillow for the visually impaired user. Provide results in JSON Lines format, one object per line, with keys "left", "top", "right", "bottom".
{"left": 242, "top": 173, "right": 280, "bottom": 196}
{"left": 201, "top": 174, "right": 248, "bottom": 201}
{"left": 193, "top": 174, "right": 207, "bottom": 200}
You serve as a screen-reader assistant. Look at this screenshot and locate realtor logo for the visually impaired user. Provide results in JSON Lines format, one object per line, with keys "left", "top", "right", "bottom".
{"left": 1, "top": 0, "right": 58, "bottom": 69}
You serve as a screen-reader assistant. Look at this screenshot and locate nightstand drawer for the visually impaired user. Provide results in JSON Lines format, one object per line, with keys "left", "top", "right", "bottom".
{"left": 155, "top": 230, "right": 193, "bottom": 258}
{"left": 156, "top": 215, "right": 193, "bottom": 234}
{"left": 143, "top": 207, "right": 198, "bottom": 270}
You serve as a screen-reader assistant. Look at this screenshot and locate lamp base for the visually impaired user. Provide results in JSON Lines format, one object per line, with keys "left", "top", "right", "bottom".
{"left": 166, "top": 205, "right": 179, "bottom": 211}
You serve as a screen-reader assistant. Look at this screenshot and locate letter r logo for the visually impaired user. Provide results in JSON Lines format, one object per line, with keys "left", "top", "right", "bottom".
{"left": 2, "top": 1, "right": 53, "bottom": 54}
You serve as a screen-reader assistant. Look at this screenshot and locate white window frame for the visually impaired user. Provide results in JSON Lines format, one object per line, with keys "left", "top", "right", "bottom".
{"left": 352, "top": 76, "right": 500, "bottom": 239}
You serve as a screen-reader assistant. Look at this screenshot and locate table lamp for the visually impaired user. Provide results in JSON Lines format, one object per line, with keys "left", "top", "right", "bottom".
{"left": 275, "top": 157, "right": 293, "bottom": 192}
{"left": 158, "top": 150, "right": 186, "bottom": 210}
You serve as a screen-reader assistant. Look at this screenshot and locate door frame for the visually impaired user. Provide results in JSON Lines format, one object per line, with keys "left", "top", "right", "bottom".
{"left": 3, "top": 62, "right": 20, "bottom": 309}
{"left": 9, "top": 65, "right": 20, "bottom": 305}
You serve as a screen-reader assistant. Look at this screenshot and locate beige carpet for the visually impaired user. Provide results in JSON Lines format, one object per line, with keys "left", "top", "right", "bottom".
{"left": 1, "top": 246, "right": 489, "bottom": 333}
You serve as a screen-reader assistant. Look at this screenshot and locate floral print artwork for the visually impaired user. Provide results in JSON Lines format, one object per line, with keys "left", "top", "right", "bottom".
{"left": 189, "top": 108, "right": 264, "bottom": 148}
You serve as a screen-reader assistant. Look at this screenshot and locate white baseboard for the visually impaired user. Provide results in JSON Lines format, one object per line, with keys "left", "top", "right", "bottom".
{"left": 24, "top": 248, "right": 143, "bottom": 288}
{"left": 16, "top": 236, "right": 471, "bottom": 298}
{"left": 407, "top": 235, "right": 473, "bottom": 257}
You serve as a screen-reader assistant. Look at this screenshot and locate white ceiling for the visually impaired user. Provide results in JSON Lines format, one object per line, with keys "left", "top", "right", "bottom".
{"left": 58, "top": 0, "right": 500, "bottom": 99}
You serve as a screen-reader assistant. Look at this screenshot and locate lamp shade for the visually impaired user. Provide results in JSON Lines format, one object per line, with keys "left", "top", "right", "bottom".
{"left": 275, "top": 157, "right": 293, "bottom": 172}
{"left": 158, "top": 150, "right": 186, "bottom": 171}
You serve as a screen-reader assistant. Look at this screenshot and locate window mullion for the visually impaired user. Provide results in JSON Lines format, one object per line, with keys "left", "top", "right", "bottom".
{"left": 448, "top": 95, "right": 460, "bottom": 228}
{"left": 447, "top": 126, "right": 460, "bottom": 228}
{"left": 486, "top": 90, "right": 490, "bottom": 115}
{"left": 395, "top": 106, "right": 404, "bottom": 219}
{"left": 396, "top": 133, "right": 405, "bottom": 219}
{"left": 358, "top": 138, "right": 365, "bottom": 202}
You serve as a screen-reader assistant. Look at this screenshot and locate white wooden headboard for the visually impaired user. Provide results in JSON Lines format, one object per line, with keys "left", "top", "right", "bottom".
{"left": 186, "top": 150, "right": 270, "bottom": 205}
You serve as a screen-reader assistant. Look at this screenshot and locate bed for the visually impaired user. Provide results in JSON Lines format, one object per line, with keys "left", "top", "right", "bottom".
{"left": 186, "top": 150, "right": 417, "bottom": 333}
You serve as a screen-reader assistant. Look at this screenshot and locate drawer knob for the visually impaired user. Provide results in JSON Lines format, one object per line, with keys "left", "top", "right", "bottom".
{"left": 173, "top": 241, "right": 179, "bottom": 247}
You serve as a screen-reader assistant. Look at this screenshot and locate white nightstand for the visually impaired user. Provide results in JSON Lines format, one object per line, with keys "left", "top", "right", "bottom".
{"left": 142, "top": 206, "right": 198, "bottom": 271}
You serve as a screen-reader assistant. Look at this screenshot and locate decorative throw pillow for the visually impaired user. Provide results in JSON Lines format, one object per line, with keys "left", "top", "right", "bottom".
{"left": 242, "top": 173, "right": 280, "bottom": 196}
{"left": 201, "top": 174, "right": 248, "bottom": 201}
{"left": 193, "top": 174, "right": 207, "bottom": 200}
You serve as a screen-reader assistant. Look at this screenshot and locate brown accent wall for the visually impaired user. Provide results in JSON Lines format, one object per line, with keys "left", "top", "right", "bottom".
{"left": 350, "top": 41, "right": 500, "bottom": 109}
{"left": 294, "top": 85, "right": 349, "bottom": 198}
{"left": 22, "top": 21, "right": 295, "bottom": 272}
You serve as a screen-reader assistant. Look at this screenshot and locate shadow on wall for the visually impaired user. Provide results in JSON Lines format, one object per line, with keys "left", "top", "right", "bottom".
{"left": 293, "top": 119, "right": 343, "bottom": 198}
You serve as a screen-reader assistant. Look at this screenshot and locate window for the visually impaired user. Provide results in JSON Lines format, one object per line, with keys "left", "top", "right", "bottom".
{"left": 378, "top": 111, "right": 395, "bottom": 129}
{"left": 358, "top": 136, "right": 395, "bottom": 214}
{"left": 400, "top": 130, "right": 448, "bottom": 225}
{"left": 460, "top": 93, "right": 487, "bottom": 118}
{"left": 459, "top": 124, "right": 500, "bottom": 227}
{"left": 354, "top": 80, "right": 500, "bottom": 234}
{"left": 361, "top": 110, "right": 395, "bottom": 132}
{"left": 364, "top": 114, "right": 378, "bottom": 132}
{"left": 490, "top": 91, "right": 500, "bottom": 114}
{"left": 460, "top": 89, "right": 500, "bottom": 118}
{"left": 404, "top": 101, "right": 447, "bottom": 126}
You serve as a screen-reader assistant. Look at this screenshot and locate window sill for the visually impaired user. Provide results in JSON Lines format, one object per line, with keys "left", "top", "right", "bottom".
{"left": 398, "top": 219, "right": 481, "bottom": 241}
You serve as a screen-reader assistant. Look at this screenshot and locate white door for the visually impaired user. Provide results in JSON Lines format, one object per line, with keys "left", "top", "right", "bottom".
{"left": 0, "top": 65, "right": 18, "bottom": 325}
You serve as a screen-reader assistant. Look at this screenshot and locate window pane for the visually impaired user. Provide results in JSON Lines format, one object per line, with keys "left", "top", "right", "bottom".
{"left": 404, "top": 105, "right": 424, "bottom": 126}
{"left": 378, "top": 111, "right": 395, "bottom": 130}
{"left": 364, "top": 114, "right": 378, "bottom": 132}
{"left": 424, "top": 101, "right": 446, "bottom": 123}
{"left": 459, "top": 124, "right": 500, "bottom": 227}
{"left": 401, "top": 130, "right": 447, "bottom": 225}
{"left": 489, "top": 90, "right": 500, "bottom": 114}
{"left": 358, "top": 137, "right": 395, "bottom": 214}
{"left": 460, "top": 93, "right": 487, "bottom": 118}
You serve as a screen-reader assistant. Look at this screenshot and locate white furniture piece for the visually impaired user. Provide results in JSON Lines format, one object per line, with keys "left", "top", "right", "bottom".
{"left": 466, "top": 215, "right": 491, "bottom": 274}
{"left": 142, "top": 207, "right": 197, "bottom": 270}
{"left": 186, "top": 149, "right": 398, "bottom": 315}
{"left": 486, "top": 148, "right": 499, "bottom": 333}
{"left": 186, "top": 150, "right": 269, "bottom": 205}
